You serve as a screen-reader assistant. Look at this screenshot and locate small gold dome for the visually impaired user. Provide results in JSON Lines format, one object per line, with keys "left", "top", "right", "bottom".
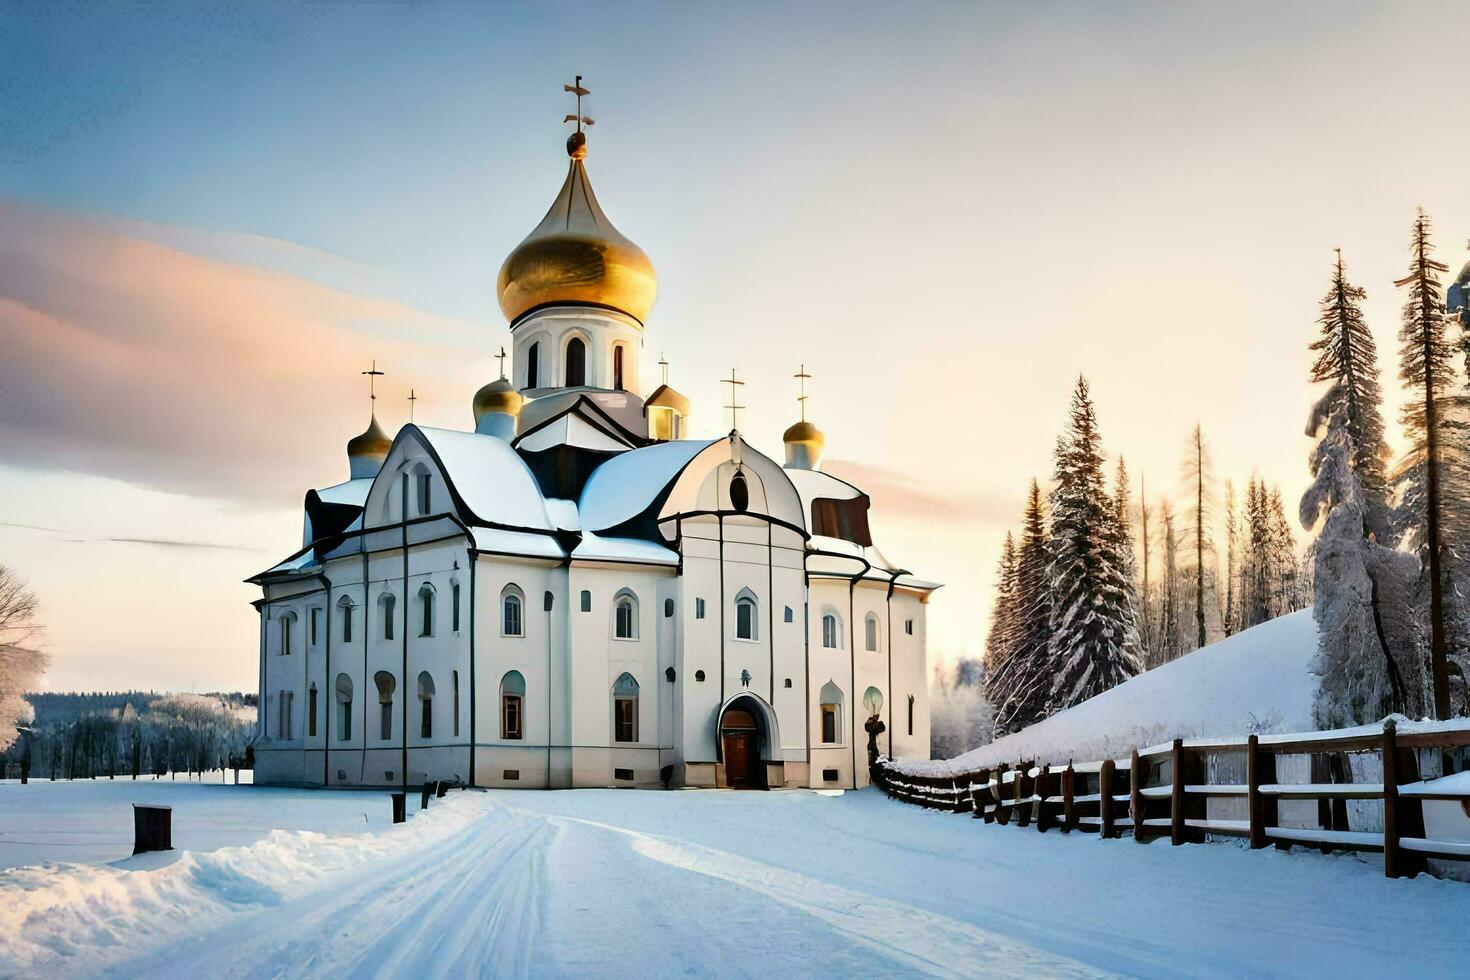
{"left": 644, "top": 384, "right": 690, "bottom": 416}
{"left": 473, "top": 377, "right": 524, "bottom": 422}
{"left": 783, "top": 420, "right": 825, "bottom": 450}
{"left": 347, "top": 414, "right": 392, "bottom": 461}
{"left": 496, "top": 157, "right": 657, "bottom": 326}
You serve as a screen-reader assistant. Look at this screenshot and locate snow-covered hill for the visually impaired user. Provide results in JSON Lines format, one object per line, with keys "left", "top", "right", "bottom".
{"left": 917, "top": 610, "right": 1320, "bottom": 775}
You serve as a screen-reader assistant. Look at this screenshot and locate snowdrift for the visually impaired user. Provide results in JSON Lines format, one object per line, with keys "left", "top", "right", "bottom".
{"left": 913, "top": 611, "right": 1320, "bottom": 775}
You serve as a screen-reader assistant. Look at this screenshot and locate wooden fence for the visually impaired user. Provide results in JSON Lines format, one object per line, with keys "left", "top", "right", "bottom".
{"left": 872, "top": 718, "right": 1470, "bottom": 879}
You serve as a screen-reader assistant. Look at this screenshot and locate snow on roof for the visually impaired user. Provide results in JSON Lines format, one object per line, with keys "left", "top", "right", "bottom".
{"left": 472, "top": 527, "right": 565, "bottom": 560}
{"left": 542, "top": 498, "right": 581, "bottom": 532}
{"left": 786, "top": 467, "right": 863, "bottom": 506}
{"left": 315, "top": 478, "right": 373, "bottom": 507}
{"left": 574, "top": 530, "right": 678, "bottom": 566}
{"left": 414, "top": 426, "right": 553, "bottom": 531}
{"left": 517, "top": 412, "right": 630, "bottom": 454}
{"left": 578, "top": 438, "right": 719, "bottom": 532}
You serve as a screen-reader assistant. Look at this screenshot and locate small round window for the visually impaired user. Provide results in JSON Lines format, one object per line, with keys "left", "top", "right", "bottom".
{"left": 729, "top": 472, "right": 749, "bottom": 512}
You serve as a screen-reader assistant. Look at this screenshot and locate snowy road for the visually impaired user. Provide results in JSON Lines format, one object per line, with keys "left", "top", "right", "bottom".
{"left": 4, "top": 785, "right": 1470, "bottom": 978}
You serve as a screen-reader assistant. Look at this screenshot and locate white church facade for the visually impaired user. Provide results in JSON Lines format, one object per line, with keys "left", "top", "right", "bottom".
{"left": 251, "top": 92, "right": 939, "bottom": 790}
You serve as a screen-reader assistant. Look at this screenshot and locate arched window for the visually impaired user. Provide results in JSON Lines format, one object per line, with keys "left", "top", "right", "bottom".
{"left": 907, "top": 694, "right": 915, "bottom": 736}
{"left": 308, "top": 683, "right": 318, "bottom": 738}
{"left": 664, "top": 598, "right": 674, "bottom": 618}
{"left": 501, "top": 670, "right": 525, "bottom": 740}
{"left": 865, "top": 613, "right": 880, "bottom": 652}
{"left": 379, "top": 593, "right": 396, "bottom": 641}
{"left": 418, "top": 584, "right": 435, "bottom": 637}
{"left": 821, "top": 612, "right": 841, "bottom": 649}
{"left": 452, "top": 582, "right": 461, "bottom": 632}
{"left": 613, "top": 591, "right": 638, "bottom": 640}
{"left": 613, "top": 672, "right": 639, "bottom": 742}
{"left": 338, "top": 595, "right": 354, "bottom": 643}
{"left": 416, "top": 469, "right": 432, "bottom": 516}
{"left": 375, "top": 671, "right": 396, "bottom": 740}
{"left": 335, "top": 673, "right": 353, "bottom": 741}
{"left": 418, "top": 671, "right": 435, "bottom": 739}
{"left": 695, "top": 670, "right": 706, "bottom": 682}
{"left": 734, "top": 589, "right": 758, "bottom": 641}
{"left": 525, "top": 341, "right": 540, "bottom": 388}
{"left": 819, "top": 680, "right": 843, "bottom": 745}
{"left": 502, "top": 585, "right": 524, "bottom": 637}
{"left": 729, "top": 472, "right": 749, "bottom": 512}
{"left": 279, "top": 612, "right": 296, "bottom": 657}
{"left": 613, "top": 344, "right": 625, "bottom": 391}
{"left": 565, "top": 337, "right": 586, "bottom": 386}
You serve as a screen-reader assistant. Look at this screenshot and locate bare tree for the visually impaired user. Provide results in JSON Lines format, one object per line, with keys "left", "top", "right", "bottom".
{"left": 0, "top": 565, "right": 49, "bottom": 753}
{"left": 1181, "top": 424, "right": 1215, "bottom": 650}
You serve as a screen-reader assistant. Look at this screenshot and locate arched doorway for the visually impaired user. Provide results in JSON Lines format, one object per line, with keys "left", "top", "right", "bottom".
{"left": 718, "top": 694, "right": 776, "bottom": 789}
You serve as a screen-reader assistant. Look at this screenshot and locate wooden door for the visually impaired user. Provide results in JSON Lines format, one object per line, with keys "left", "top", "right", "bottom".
{"left": 724, "top": 733, "right": 751, "bottom": 787}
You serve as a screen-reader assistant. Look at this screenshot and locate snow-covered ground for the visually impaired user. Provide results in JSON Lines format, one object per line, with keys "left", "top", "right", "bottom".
{"left": 913, "top": 611, "right": 1320, "bottom": 775}
{"left": 3, "top": 781, "right": 1469, "bottom": 978}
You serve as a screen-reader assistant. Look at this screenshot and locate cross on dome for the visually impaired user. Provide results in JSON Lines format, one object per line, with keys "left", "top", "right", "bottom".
{"left": 721, "top": 369, "right": 746, "bottom": 432}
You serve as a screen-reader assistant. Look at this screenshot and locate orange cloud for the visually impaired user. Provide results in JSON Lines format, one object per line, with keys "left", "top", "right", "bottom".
{"left": 0, "top": 199, "right": 488, "bottom": 504}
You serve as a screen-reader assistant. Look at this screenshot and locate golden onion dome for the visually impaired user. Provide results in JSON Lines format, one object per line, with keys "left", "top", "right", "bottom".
{"left": 496, "top": 151, "right": 657, "bottom": 327}
{"left": 644, "top": 384, "right": 690, "bottom": 416}
{"left": 473, "top": 377, "right": 524, "bottom": 423}
{"left": 783, "top": 420, "right": 825, "bottom": 451}
{"left": 347, "top": 414, "right": 392, "bottom": 462}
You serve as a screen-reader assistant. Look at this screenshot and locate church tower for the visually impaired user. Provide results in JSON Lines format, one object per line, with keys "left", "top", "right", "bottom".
{"left": 496, "top": 78, "right": 656, "bottom": 400}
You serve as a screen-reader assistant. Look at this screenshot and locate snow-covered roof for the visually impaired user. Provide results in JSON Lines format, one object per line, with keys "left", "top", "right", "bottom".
{"left": 472, "top": 527, "right": 566, "bottom": 560}
{"left": 314, "top": 478, "right": 373, "bottom": 507}
{"left": 415, "top": 426, "right": 554, "bottom": 531}
{"left": 786, "top": 467, "right": 863, "bottom": 506}
{"left": 578, "top": 438, "right": 720, "bottom": 532}
{"left": 574, "top": 530, "right": 679, "bottom": 566}
{"left": 517, "top": 412, "right": 631, "bottom": 453}
{"left": 543, "top": 498, "right": 581, "bottom": 532}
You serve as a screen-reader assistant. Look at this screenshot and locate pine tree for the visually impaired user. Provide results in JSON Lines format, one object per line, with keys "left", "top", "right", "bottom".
{"left": 1138, "top": 473, "right": 1153, "bottom": 663}
{"left": 988, "top": 481, "right": 1052, "bottom": 735}
{"left": 1223, "top": 480, "right": 1240, "bottom": 636}
{"left": 1043, "top": 377, "right": 1142, "bottom": 712}
{"left": 983, "top": 533, "right": 1018, "bottom": 674}
{"left": 1113, "top": 457, "right": 1140, "bottom": 622}
{"left": 1393, "top": 210, "right": 1455, "bottom": 718}
{"left": 1242, "top": 478, "right": 1273, "bottom": 628}
{"left": 1156, "top": 498, "right": 1184, "bottom": 665}
{"left": 1309, "top": 249, "right": 1392, "bottom": 536}
{"left": 1181, "top": 424, "right": 1214, "bottom": 649}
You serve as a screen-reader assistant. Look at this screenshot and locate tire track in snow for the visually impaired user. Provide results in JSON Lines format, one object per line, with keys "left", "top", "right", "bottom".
{"left": 545, "top": 813, "right": 1113, "bottom": 979}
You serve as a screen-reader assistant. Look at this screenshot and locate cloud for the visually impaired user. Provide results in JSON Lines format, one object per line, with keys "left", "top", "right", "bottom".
{"left": 0, "top": 199, "right": 489, "bottom": 505}
{"left": 822, "top": 459, "right": 1016, "bottom": 525}
{"left": 0, "top": 521, "right": 268, "bottom": 553}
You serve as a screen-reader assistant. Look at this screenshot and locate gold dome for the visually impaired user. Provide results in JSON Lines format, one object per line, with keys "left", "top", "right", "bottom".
{"left": 347, "top": 414, "right": 392, "bottom": 462}
{"left": 783, "top": 420, "right": 825, "bottom": 450}
{"left": 496, "top": 156, "right": 657, "bottom": 326}
{"left": 473, "top": 377, "right": 524, "bottom": 422}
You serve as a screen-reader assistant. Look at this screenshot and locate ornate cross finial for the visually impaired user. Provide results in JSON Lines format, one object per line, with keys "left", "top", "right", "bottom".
{"left": 658, "top": 353, "right": 669, "bottom": 386}
{"left": 407, "top": 388, "right": 417, "bottom": 422}
{"left": 495, "top": 346, "right": 509, "bottom": 380}
{"left": 563, "top": 75, "right": 594, "bottom": 157}
{"left": 721, "top": 368, "right": 746, "bottom": 431}
{"left": 362, "top": 360, "right": 385, "bottom": 407}
{"left": 794, "top": 363, "right": 812, "bottom": 422}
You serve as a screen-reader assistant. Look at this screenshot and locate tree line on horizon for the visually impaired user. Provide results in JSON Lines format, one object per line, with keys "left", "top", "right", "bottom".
{"left": 981, "top": 209, "right": 1470, "bottom": 741}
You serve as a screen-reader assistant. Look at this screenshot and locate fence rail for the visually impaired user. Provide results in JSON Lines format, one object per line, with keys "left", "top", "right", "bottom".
{"left": 872, "top": 718, "right": 1470, "bottom": 879}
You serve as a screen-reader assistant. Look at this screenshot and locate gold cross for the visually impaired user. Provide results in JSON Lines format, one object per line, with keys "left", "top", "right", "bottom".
{"left": 563, "top": 75, "right": 594, "bottom": 132}
{"left": 658, "top": 353, "right": 669, "bottom": 386}
{"left": 495, "top": 346, "right": 508, "bottom": 380}
{"left": 794, "top": 364, "right": 812, "bottom": 422}
{"left": 407, "top": 388, "right": 417, "bottom": 422}
{"left": 362, "top": 360, "right": 385, "bottom": 404}
{"left": 721, "top": 369, "right": 746, "bottom": 431}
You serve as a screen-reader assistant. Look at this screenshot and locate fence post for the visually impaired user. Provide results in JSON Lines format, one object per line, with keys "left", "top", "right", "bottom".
{"left": 1014, "top": 762, "right": 1029, "bottom": 828}
{"left": 1247, "top": 734, "right": 1265, "bottom": 849}
{"left": 1170, "top": 739, "right": 1185, "bottom": 846}
{"left": 1062, "top": 765, "right": 1075, "bottom": 833}
{"left": 1100, "top": 758, "right": 1116, "bottom": 839}
{"left": 971, "top": 768, "right": 989, "bottom": 819}
{"left": 1130, "top": 749, "right": 1145, "bottom": 842}
{"left": 1382, "top": 720, "right": 1405, "bottom": 879}
{"left": 994, "top": 764, "right": 1009, "bottom": 825}
{"left": 1036, "top": 765, "right": 1050, "bottom": 832}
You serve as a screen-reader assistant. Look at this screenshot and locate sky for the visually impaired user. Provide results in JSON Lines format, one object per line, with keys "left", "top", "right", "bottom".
{"left": 3, "top": 1, "right": 1470, "bottom": 692}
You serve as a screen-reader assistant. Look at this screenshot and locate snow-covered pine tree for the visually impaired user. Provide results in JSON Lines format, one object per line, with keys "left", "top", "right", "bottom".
{"left": 1112, "top": 458, "right": 1141, "bottom": 643}
{"left": 1301, "top": 403, "right": 1424, "bottom": 725}
{"left": 1309, "top": 249, "right": 1392, "bottom": 537}
{"left": 988, "top": 480, "right": 1052, "bottom": 735}
{"left": 1223, "top": 480, "right": 1240, "bottom": 636}
{"left": 1181, "top": 424, "right": 1215, "bottom": 650}
{"left": 1392, "top": 210, "right": 1455, "bottom": 718}
{"left": 1043, "top": 377, "right": 1142, "bottom": 712}
{"left": 1268, "top": 486, "right": 1306, "bottom": 615}
{"left": 1151, "top": 497, "right": 1184, "bottom": 667}
{"left": 983, "top": 532, "right": 1018, "bottom": 674}
{"left": 1138, "top": 472, "right": 1154, "bottom": 663}
{"left": 1242, "top": 477, "right": 1273, "bottom": 628}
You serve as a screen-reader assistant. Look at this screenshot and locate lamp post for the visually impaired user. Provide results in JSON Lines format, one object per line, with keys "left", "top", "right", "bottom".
{"left": 862, "top": 687, "right": 886, "bottom": 780}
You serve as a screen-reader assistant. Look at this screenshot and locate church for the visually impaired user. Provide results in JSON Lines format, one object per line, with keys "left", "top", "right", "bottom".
{"left": 251, "top": 85, "right": 939, "bottom": 790}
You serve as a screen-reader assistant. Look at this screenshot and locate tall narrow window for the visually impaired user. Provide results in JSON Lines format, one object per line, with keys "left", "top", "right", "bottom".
{"left": 502, "top": 586, "right": 524, "bottom": 637}
{"left": 905, "top": 618, "right": 914, "bottom": 636}
{"left": 375, "top": 671, "right": 395, "bottom": 740}
{"left": 695, "top": 597, "right": 706, "bottom": 619}
{"left": 580, "top": 590, "right": 591, "bottom": 612}
{"left": 735, "top": 592, "right": 757, "bottom": 641}
{"left": 452, "top": 670, "right": 460, "bottom": 737}
{"left": 380, "top": 594, "right": 396, "bottom": 641}
{"left": 907, "top": 694, "right": 915, "bottom": 736}
{"left": 417, "top": 471, "right": 432, "bottom": 516}
{"left": 309, "top": 608, "right": 319, "bottom": 646}
{"left": 501, "top": 670, "right": 525, "bottom": 740}
{"left": 278, "top": 690, "right": 293, "bottom": 739}
{"left": 336, "top": 674, "right": 353, "bottom": 741}
{"left": 339, "top": 596, "right": 354, "bottom": 643}
{"left": 819, "top": 681, "right": 843, "bottom": 745}
{"left": 614, "top": 594, "right": 637, "bottom": 639}
{"left": 418, "top": 671, "right": 435, "bottom": 739}
{"left": 865, "top": 613, "right": 880, "bottom": 652}
{"left": 822, "top": 613, "right": 840, "bottom": 649}
{"left": 418, "top": 585, "right": 435, "bottom": 637}
{"left": 452, "top": 582, "right": 461, "bottom": 632}
{"left": 280, "top": 613, "right": 294, "bottom": 657}
{"left": 613, "top": 345, "right": 625, "bottom": 391}
{"left": 613, "top": 673, "right": 639, "bottom": 742}
{"left": 565, "top": 337, "right": 586, "bottom": 387}
{"left": 525, "top": 341, "right": 540, "bottom": 388}
{"left": 308, "top": 684, "right": 318, "bottom": 737}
